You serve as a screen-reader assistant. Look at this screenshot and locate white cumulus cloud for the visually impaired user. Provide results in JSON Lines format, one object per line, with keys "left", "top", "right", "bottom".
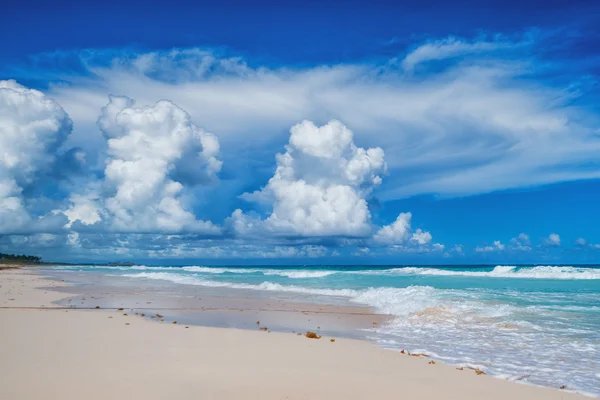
{"left": 373, "top": 212, "right": 411, "bottom": 244}
{"left": 510, "top": 233, "right": 532, "bottom": 251}
{"left": 412, "top": 229, "right": 433, "bottom": 245}
{"left": 232, "top": 120, "right": 386, "bottom": 237}
{"left": 65, "top": 95, "right": 222, "bottom": 233}
{"left": 476, "top": 240, "right": 505, "bottom": 252}
{"left": 372, "top": 212, "right": 433, "bottom": 246}
{"left": 545, "top": 233, "right": 561, "bottom": 247}
{"left": 0, "top": 80, "right": 72, "bottom": 233}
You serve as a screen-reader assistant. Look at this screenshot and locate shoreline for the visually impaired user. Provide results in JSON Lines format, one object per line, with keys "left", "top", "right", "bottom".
{"left": 0, "top": 268, "right": 592, "bottom": 400}
{"left": 41, "top": 267, "right": 389, "bottom": 339}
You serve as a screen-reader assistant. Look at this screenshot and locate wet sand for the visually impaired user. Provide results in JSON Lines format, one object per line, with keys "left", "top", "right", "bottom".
{"left": 41, "top": 268, "right": 387, "bottom": 338}
{"left": 0, "top": 268, "right": 589, "bottom": 400}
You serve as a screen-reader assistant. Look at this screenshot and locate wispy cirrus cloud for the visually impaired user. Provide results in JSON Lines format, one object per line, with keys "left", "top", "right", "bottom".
{"left": 399, "top": 32, "right": 535, "bottom": 72}
{"left": 31, "top": 33, "right": 599, "bottom": 203}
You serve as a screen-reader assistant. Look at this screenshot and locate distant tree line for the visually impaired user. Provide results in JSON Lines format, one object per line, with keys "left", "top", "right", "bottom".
{"left": 0, "top": 253, "right": 42, "bottom": 264}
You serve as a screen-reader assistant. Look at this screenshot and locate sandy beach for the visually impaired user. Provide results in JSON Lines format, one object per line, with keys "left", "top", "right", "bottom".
{"left": 0, "top": 267, "right": 589, "bottom": 400}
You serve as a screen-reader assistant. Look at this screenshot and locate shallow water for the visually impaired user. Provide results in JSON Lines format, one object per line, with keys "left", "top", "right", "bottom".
{"left": 52, "top": 264, "right": 600, "bottom": 396}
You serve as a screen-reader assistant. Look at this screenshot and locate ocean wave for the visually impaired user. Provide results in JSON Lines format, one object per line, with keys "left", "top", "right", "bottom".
{"left": 182, "top": 266, "right": 261, "bottom": 274}
{"left": 182, "top": 267, "right": 337, "bottom": 278}
{"left": 55, "top": 264, "right": 600, "bottom": 280}
{"left": 54, "top": 265, "right": 181, "bottom": 271}
{"left": 163, "top": 264, "right": 600, "bottom": 280}
{"left": 263, "top": 270, "right": 337, "bottom": 279}
{"left": 122, "top": 272, "right": 475, "bottom": 318}
{"left": 493, "top": 265, "right": 600, "bottom": 279}
{"left": 123, "top": 272, "right": 358, "bottom": 296}
{"left": 351, "top": 265, "right": 600, "bottom": 280}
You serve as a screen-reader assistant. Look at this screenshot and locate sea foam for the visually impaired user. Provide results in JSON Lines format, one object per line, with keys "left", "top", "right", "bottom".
{"left": 351, "top": 265, "right": 600, "bottom": 279}
{"left": 55, "top": 264, "right": 600, "bottom": 280}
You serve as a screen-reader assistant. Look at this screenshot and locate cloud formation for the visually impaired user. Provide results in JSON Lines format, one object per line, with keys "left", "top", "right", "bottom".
{"left": 1, "top": 79, "right": 436, "bottom": 258}
{"left": 65, "top": 95, "right": 222, "bottom": 234}
{"left": 545, "top": 233, "right": 561, "bottom": 247}
{"left": 373, "top": 212, "right": 432, "bottom": 246}
{"left": 232, "top": 120, "right": 387, "bottom": 237}
{"left": 400, "top": 34, "right": 530, "bottom": 72}
{"left": 0, "top": 80, "right": 72, "bottom": 233}
{"left": 476, "top": 240, "right": 505, "bottom": 253}
{"left": 1, "top": 30, "right": 599, "bottom": 260}
{"left": 40, "top": 34, "right": 600, "bottom": 202}
{"left": 510, "top": 233, "right": 532, "bottom": 251}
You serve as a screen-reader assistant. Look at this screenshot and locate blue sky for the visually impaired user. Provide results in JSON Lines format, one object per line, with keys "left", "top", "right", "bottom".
{"left": 1, "top": 0, "right": 599, "bottom": 264}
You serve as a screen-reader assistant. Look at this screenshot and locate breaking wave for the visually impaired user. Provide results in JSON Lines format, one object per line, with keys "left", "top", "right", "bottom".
{"left": 353, "top": 265, "right": 600, "bottom": 280}
{"left": 55, "top": 264, "right": 600, "bottom": 280}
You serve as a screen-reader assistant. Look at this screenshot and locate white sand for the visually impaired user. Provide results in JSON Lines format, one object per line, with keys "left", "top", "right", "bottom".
{"left": 0, "top": 269, "right": 589, "bottom": 400}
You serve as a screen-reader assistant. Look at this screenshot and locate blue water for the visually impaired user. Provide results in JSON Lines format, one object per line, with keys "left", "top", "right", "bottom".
{"left": 54, "top": 264, "right": 600, "bottom": 396}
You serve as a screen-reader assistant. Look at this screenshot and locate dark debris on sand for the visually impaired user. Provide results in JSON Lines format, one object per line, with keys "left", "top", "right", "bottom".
{"left": 305, "top": 331, "right": 321, "bottom": 339}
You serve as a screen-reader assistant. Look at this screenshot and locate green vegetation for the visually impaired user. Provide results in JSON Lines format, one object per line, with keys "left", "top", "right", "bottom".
{"left": 0, "top": 253, "right": 42, "bottom": 264}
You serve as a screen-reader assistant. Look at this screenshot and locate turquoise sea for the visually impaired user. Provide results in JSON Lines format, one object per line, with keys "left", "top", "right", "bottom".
{"left": 54, "top": 264, "right": 600, "bottom": 396}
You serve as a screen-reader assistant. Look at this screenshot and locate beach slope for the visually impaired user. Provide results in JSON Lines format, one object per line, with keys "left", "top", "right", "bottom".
{"left": 0, "top": 269, "right": 588, "bottom": 400}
